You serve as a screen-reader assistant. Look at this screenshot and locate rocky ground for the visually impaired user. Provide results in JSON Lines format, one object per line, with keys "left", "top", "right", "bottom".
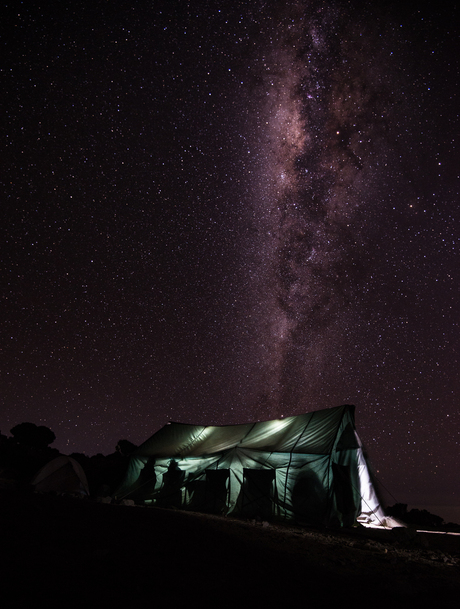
{"left": 1, "top": 489, "right": 459, "bottom": 608}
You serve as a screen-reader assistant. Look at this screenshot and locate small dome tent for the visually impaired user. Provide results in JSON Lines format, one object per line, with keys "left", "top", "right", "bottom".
{"left": 31, "top": 455, "right": 90, "bottom": 497}
{"left": 116, "top": 405, "right": 389, "bottom": 527}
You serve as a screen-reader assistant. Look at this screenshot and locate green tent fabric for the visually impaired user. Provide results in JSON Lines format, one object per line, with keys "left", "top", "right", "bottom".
{"left": 116, "top": 405, "right": 387, "bottom": 527}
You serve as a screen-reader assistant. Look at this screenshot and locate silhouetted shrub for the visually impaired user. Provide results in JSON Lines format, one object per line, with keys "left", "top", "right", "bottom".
{"left": 10, "top": 422, "right": 56, "bottom": 449}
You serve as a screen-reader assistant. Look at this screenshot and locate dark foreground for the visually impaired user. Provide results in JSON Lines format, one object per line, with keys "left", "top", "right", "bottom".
{"left": 1, "top": 490, "right": 459, "bottom": 608}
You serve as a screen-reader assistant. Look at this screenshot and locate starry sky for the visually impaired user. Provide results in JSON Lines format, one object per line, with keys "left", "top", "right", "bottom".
{"left": 1, "top": 1, "right": 459, "bottom": 519}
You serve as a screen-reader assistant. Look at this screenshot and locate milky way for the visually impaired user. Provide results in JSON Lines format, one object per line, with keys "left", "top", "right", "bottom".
{"left": 237, "top": 2, "right": 402, "bottom": 419}
{"left": 1, "top": 1, "right": 459, "bottom": 520}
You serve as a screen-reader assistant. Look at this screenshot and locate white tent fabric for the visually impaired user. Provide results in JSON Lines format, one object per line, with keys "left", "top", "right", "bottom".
{"left": 356, "top": 445, "right": 388, "bottom": 527}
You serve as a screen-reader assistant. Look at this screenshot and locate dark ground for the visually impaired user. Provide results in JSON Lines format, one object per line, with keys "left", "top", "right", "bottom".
{"left": 1, "top": 489, "right": 459, "bottom": 608}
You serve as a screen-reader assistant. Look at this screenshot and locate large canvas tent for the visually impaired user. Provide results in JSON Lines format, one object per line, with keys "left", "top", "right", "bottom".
{"left": 116, "top": 405, "right": 388, "bottom": 527}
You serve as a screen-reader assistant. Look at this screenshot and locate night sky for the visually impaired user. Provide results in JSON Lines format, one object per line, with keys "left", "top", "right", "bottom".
{"left": 1, "top": 1, "right": 459, "bottom": 519}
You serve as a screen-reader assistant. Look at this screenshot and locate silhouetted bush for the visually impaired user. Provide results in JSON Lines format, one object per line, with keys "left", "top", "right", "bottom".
{"left": 387, "top": 503, "right": 444, "bottom": 528}
{"left": 10, "top": 422, "right": 56, "bottom": 449}
{"left": 116, "top": 439, "right": 138, "bottom": 456}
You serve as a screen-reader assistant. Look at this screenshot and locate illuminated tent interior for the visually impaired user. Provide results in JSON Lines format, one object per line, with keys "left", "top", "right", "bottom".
{"left": 116, "top": 405, "right": 389, "bottom": 527}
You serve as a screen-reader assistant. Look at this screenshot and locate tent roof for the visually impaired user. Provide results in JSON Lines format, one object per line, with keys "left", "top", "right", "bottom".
{"left": 133, "top": 404, "right": 356, "bottom": 458}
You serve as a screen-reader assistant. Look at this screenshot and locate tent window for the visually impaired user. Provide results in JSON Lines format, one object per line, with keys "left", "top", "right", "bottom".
{"left": 291, "top": 469, "right": 327, "bottom": 525}
{"left": 240, "top": 469, "right": 275, "bottom": 520}
{"left": 203, "top": 469, "right": 229, "bottom": 515}
{"left": 332, "top": 462, "right": 357, "bottom": 527}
